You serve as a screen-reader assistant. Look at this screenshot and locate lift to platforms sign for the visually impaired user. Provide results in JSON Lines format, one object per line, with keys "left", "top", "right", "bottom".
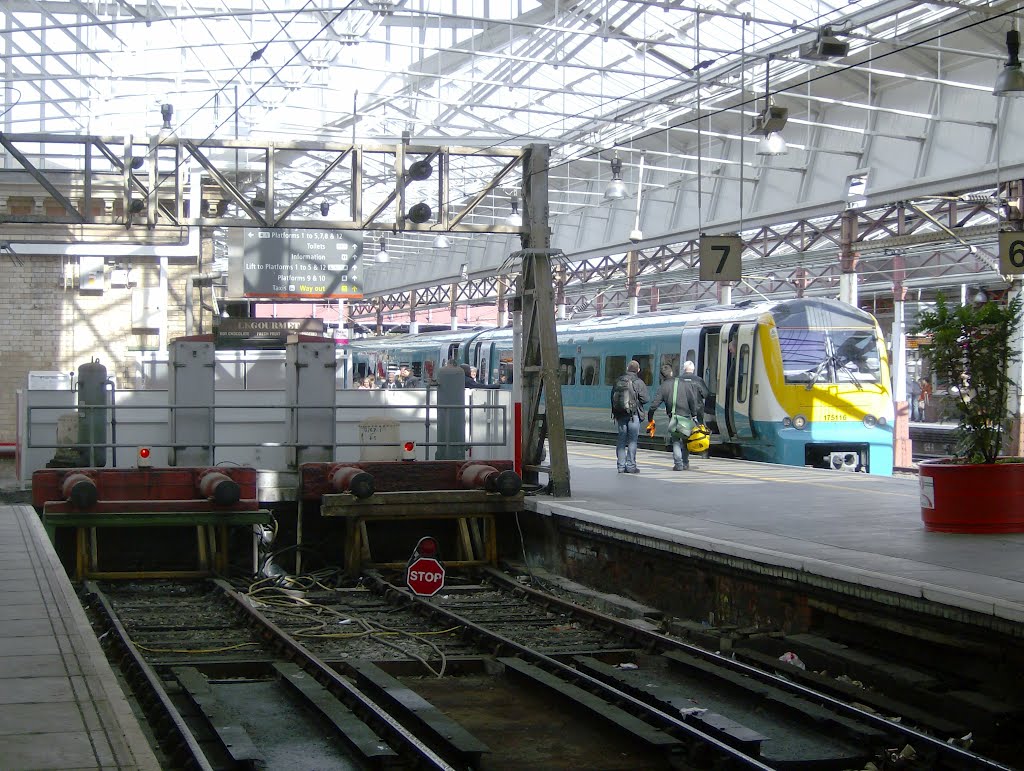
{"left": 232, "top": 228, "right": 364, "bottom": 299}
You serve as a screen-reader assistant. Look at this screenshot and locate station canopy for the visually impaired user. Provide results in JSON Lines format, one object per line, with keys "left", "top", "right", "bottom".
{"left": 2, "top": 0, "right": 1018, "bottom": 294}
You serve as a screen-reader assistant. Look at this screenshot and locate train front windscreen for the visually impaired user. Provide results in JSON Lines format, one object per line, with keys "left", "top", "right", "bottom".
{"left": 773, "top": 301, "right": 883, "bottom": 387}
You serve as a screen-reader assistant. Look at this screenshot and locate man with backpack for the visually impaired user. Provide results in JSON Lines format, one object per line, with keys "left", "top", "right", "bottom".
{"left": 610, "top": 359, "right": 649, "bottom": 474}
{"left": 647, "top": 361, "right": 705, "bottom": 470}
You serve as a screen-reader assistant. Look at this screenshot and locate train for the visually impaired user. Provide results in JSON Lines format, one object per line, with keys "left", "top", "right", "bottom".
{"left": 346, "top": 297, "right": 895, "bottom": 475}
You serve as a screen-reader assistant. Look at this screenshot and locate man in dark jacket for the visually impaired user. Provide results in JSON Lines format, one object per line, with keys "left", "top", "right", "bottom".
{"left": 398, "top": 365, "right": 422, "bottom": 388}
{"left": 610, "top": 359, "right": 649, "bottom": 474}
{"left": 647, "top": 361, "right": 704, "bottom": 470}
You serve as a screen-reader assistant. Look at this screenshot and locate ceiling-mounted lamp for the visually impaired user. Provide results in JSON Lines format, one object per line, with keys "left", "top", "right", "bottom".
{"left": 751, "top": 56, "right": 788, "bottom": 156}
{"left": 800, "top": 26, "right": 850, "bottom": 60}
{"left": 506, "top": 195, "right": 523, "bottom": 227}
{"left": 251, "top": 190, "right": 266, "bottom": 209}
{"left": 128, "top": 198, "right": 146, "bottom": 215}
{"left": 320, "top": 201, "right": 330, "bottom": 217}
{"left": 433, "top": 233, "right": 451, "bottom": 249}
{"left": 406, "top": 202, "right": 432, "bottom": 224}
{"left": 129, "top": 156, "right": 144, "bottom": 171}
{"left": 605, "top": 153, "right": 627, "bottom": 200}
{"left": 407, "top": 158, "right": 433, "bottom": 181}
{"left": 460, "top": 262, "right": 469, "bottom": 280}
{"left": 377, "top": 236, "right": 390, "bottom": 263}
{"left": 158, "top": 102, "right": 173, "bottom": 132}
{"left": 993, "top": 29, "right": 1024, "bottom": 96}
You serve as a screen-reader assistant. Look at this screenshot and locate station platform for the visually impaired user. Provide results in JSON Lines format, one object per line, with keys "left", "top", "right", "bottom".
{"left": 525, "top": 443, "right": 1024, "bottom": 629}
{"left": 0, "top": 502, "right": 160, "bottom": 770}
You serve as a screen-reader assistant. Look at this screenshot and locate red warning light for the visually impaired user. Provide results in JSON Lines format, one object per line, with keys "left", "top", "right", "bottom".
{"left": 403, "top": 441, "right": 415, "bottom": 452}
{"left": 139, "top": 447, "right": 151, "bottom": 459}
{"left": 415, "top": 536, "right": 438, "bottom": 557}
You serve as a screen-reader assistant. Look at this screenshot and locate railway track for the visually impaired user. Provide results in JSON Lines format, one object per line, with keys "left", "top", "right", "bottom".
{"left": 86, "top": 572, "right": 1013, "bottom": 770}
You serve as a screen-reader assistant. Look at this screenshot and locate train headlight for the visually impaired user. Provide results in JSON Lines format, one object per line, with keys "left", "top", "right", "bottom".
{"left": 792, "top": 415, "right": 808, "bottom": 430}
{"left": 877, "top": 416, "right": 887, "bottom": 426}
{"left": 782, "top": 417, "right": 793, "bottom": 428}
{"left": 862, "top": 414, "right": 877, "bottom": 428}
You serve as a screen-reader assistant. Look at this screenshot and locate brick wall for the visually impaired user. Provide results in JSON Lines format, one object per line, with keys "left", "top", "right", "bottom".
{"left": 0, "top": 255, "right": 198, "bottom": 443}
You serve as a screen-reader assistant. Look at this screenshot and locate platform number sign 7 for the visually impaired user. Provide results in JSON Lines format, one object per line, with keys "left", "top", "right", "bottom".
{"left": 999, "top": 231, "right": 1024, "bottom": 275}
{"left": 699, "top": 235, "right": 744, "bottom": 282}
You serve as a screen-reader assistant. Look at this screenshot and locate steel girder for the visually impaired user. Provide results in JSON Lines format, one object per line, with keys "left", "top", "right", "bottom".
{"left": 348, "top": 191, "right": 1013, "bottom": 323}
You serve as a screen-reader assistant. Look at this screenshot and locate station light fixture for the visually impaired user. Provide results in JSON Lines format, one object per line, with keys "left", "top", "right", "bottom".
{"left": 406, "top": 158, "right": 433, "bottom": 181}
{"left": 406, "top": 202, "right": 432, "bottom": 223}
{"left": 604, "top": 153, "right": 627, "bottom": 200}
{"left": 432, "top": 233, "right": 451, "bottom": 249}
{"left": 128, "top": 198, "right": 145, "bottom": 214}
{"left": 506, "top": 195, "right": 523, "bottom": 227}
{"left": 160, "top": 103, "right": 174, "bottom": 130}
{"left": 752, "top": 56, "right": 788, "bottom": 156}
{"left": 993, "top": 29, "right": 1024, "bottom": 97}
{"left": 376, "top": 236, "right": 390, "bottom": 263}
{"left": 320, "top": 200, "right": 330, "bottom": 216}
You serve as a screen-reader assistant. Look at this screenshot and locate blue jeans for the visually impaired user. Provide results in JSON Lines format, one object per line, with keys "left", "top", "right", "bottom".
{"left": 616, "top": 415, "right": 640, "bottom": 471}
{"left": 670, "top": 436, "right": 688, "bottom": 468}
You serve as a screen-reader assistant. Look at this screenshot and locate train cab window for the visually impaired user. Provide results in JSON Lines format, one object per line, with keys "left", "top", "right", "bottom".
{"left": 632, "top": 354, "right": 653, "bottom": 385}
{"left": 581, "top": 356, "right": 599, "bottom": 385}
{"left": 659, "top": 353, "right": 680, "bottom": 381}
{"left": 558, "top": 357, "right": 576, "bottom": 385}
{"left": 737, "top": 344, "right": 751, "bottom": 403}
{"left": 604, "top": 355, "right": 627, "bottom": 385}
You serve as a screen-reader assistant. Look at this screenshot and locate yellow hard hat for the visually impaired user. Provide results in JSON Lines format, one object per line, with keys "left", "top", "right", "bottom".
{"left": 687, "top": 425, "right": 710, "bottom": 453}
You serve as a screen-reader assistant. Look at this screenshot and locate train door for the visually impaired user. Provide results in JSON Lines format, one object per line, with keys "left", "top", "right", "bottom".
{"left": 731, "top": 324, "right": 757, "bottom": 439}
{"left": 714, "top": 325, "right": 737, "bottom": 437}
{"left": 700, "top": 328, "right": 721, "bottom": 434}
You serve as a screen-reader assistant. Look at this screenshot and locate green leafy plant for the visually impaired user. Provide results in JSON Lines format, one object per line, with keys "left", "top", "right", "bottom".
{"left": 914, "top": 293, "right": 1023, "bottom": 464}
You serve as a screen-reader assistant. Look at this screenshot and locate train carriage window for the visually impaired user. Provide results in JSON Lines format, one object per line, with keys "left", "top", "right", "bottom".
{"left": 581, "top": 357, "right": 599, "bottom": 385}
{"left": 659, "top": 353, "right": 680, "bottom": 381}
{"left": 558, "top": 357, "right": 576, "bottom": 385}
{"left": 446, "top": 343, "right": 460, "bottom": 363}
{"left": 498, "top": 350, "right": 514, "bottom": 384}
{"left": 737, "top": 344, "right": 751, "bottom": 403}
{"left": 632, "top": 354, "right": 653, "bottom": 385}
{"left": 604, "top": 355, "right": 626, "bottom": 385}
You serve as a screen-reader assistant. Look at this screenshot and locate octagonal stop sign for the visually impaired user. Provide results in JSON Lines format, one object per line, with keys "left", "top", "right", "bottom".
{"left": 406, "top": 556, "right": 445, "bottom": 596}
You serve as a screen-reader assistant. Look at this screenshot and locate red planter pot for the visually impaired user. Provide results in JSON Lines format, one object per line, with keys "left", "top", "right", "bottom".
{"left": 918, "top": 458, "right": 1024, "bottom": 533}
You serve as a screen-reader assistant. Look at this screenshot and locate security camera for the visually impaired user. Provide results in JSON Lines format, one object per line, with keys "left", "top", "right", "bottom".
{"left": 629, "top": 228, "right": 643, "bottom": 243}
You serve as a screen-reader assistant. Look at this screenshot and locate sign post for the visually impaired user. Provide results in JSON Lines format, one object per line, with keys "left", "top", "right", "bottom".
{"left": 406, "top": 556, "right": 446, "bottom": 597}
{"left": 999, "top": 231, "right": 1024, "bottom": 275}
{"left": 699, "top": 234, "right": 743, "bottom": 282}
{"left": 232, "top": 227, "right": 364, "bottom": 299}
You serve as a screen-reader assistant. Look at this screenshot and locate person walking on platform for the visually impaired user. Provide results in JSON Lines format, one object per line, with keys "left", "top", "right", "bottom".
{"left": 611, "top": 359, "right": 648, "bottom": 474}
{"left": 647, "top": 361, "right": 704, "bottom": 470}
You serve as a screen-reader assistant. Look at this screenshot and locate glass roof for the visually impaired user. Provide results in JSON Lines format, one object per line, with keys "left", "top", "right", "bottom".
{"left": 1, "top": 0, "right": 1007, "bottom": 275}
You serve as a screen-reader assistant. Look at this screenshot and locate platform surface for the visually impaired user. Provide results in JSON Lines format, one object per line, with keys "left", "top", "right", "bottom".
{"left": 525, "top": 444, "right": 1024, "bottom": 625}
{"left": 0, "top": 503, "right": 160, "bottom": 770}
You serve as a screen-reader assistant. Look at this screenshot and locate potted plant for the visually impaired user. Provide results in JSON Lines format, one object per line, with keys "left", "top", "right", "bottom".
{"left": 913, "top": 292, "right": 1024, "bottom": 532}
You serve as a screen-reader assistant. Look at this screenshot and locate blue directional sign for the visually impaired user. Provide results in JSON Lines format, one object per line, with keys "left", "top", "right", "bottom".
{"left": 236, "top": 228, "right": 364, "bottom": 299}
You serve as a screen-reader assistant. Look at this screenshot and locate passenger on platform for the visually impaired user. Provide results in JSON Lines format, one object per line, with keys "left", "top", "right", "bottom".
{"left": 357, "top": 376, "right": 375, "bottom": 389}
{"left": 461, "top": 363, "right": 499, "bottom": 389}
{"left": 399, "top": 365, "right": 422, "bottom": 388}
{"left": 384, "top": 371, "right": 400, "bottom": 389}
{"left": 910, "top": 377, "right": 923, "bottom": 421}
{"left": 647, "top": 362, "right": 705, "bottom": 471}
{"left": 916, "top": 377, "right": 932, "bottom": 420}
{"left": 610, "top": 359, "right": 648, "bottom": 474}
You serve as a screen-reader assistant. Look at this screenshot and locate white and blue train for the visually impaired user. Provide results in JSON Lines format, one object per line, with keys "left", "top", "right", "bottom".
{"left": 346, "top": 298, "right": 895, "bottom": 475}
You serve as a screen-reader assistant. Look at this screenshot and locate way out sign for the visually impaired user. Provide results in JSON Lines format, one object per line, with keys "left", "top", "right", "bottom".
{"left": 407, "top": 557, "right": 445, "bottom": 596}
{"left": 699, "top": 234, "right": 743, "bottom": 282}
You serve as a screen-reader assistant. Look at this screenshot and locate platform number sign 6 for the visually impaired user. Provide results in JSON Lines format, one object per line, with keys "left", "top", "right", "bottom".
{"left": 999, "top": 231, "right": 1024, "bottom": 276}
{"left": 699, "top": 235, "right": 744, "bottom": 282}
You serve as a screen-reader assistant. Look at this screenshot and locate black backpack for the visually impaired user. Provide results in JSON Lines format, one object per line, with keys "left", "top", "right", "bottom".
{"left": 611, "top": 375, "right": 637, "bottom": 417}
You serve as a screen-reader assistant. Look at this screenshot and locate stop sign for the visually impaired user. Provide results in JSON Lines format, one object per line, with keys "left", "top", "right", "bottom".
{"left": 406, "top": 556, "right": 445, "bottom": 597}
